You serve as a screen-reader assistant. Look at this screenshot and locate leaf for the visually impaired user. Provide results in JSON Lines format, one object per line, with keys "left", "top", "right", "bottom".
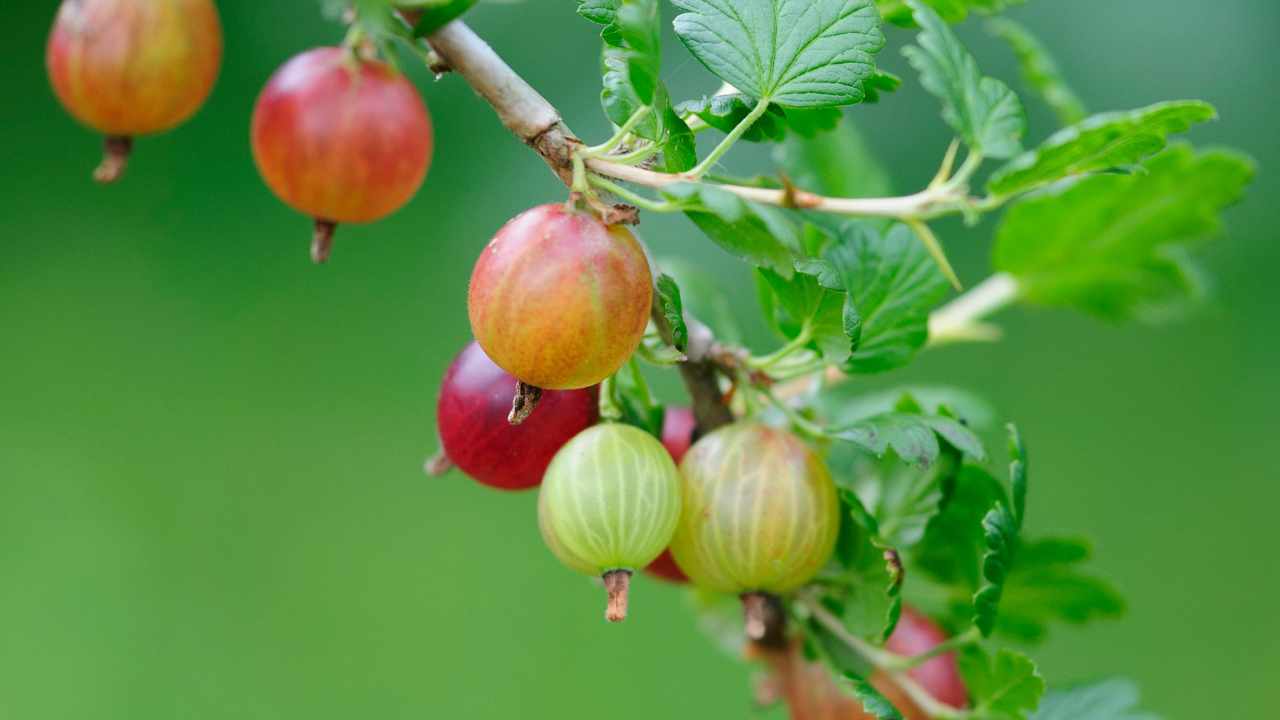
{"left": 901, "top": 0, "right": 1026, "bottom": 158}
{"left": 811, "top": 224, "right": 950, "bottom": 374}
{"left": 1032, "top": 678, "right": 1160, "bottom": 720}
{"left": 610, "top": 360, "right": 665, "bottom": 436}
{"left": 657, "top": 256, "right": 745, "bottom": 344}
{"left": 662, "top": 183, "right": 801, "bottom": 276}
{"left": 843, "top": 674, "right": 905, "bottom": 720}
{"left": 659, "top": 106, "right": 698, "bottom": 172}
{"left": 829, "top": 410, "right": 984, "bottom": 468}
{"left": 672, "top": 0, "right": 886, "bottom": 108}
{"left": 878, "top": 0, "right": 1026, "bottom": 26}
{"left": 577, "top": 0, "right": 620, "bottom": 26}
{"left": 986, "top": 101, "right": 1218, "bottom": 197}
{"left": 824, "top": 507, "right": 901, "bottom": 640}
{"left": 987, "top": 18, "right": 1086, "bottom": 126}
{"left": 757, "top": 263, "right": 852, "bottom": 363}
{"left": 1007, "top": 423, "right": 1026, "bottom": 529}
{"left": 996, "top": 537, "right": 1126, "bottom": 643}
{"left": 959, "top": 646, "right": 1045, "bottom": 720}
{"left": 862, "top": 70, "right": 902, "bottom": 104}
{"left": 972, "top": 502, "right": 1016, "bottom": 636}
{"left": 864, "top": 453, "right": 959, "bottom": 549}
{"left": 993, "top": 145, "right": 1255, "bottom": 320}
{"left": 821, "top": 385, "right": 998, "bottom": 431}
{"left": 915, "top": 464, "right": 1007, "bottom": 588}
{"left": 655, "top": 274, "right": 688, "bottom": 352}
{"left": 598, "top": 0, "right": 669, "bottom": 139}
{"left": 677, "top": 94, "right": 790, "bottom": 141}
{"left": 407, "top": 0, "right": 479, "bottom": 37}
{"left": 775, "top": 118, "right": 893, "bottom": 199}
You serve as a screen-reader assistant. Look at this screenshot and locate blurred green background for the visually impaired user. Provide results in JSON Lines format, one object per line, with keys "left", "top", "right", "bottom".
{"left": 2, "top": 1, "right": 1276, "bottom": 717}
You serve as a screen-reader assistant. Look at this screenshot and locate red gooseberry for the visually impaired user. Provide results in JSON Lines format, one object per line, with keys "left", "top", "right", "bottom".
{"left": 251, "top": 47, "right": 433, "bottom": 263}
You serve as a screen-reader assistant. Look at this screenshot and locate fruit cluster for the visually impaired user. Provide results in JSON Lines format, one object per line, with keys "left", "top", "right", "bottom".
{"left": 43, "top": 1, "right": 987, "bottom": 713}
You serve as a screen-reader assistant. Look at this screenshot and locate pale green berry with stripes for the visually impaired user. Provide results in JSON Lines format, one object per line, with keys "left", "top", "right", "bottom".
{"left": 538, "top": 423, "right": 683, "bottom": 622}
{"left": 669, "top": 423, "right": 839, "bottom": 638}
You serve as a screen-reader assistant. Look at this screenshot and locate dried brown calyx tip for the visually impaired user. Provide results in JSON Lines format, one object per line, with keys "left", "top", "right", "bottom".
{"left": 741, "top": 592, "right": 786, "bottom": 646}
{"left": 423, "top": 449, "right": 454, "bottom": 477}
{"left": 312, "top": 219, "right": 337, "bottom": 264}
{"left": 603, "top": 569, "right": 632, "bottom": 623}
{"left": 508, "top": 381, "right": 543, "bottom": 425}
{"left": 93, "top": 135, "right": 132, "bottom": 184}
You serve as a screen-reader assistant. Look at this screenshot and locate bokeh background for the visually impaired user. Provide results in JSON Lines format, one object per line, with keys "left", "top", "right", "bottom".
{"left": 3, "top": 1, "right": 1277, "bottom": 717}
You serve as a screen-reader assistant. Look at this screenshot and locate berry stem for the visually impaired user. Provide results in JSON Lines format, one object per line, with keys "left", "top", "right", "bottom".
{"left": 741, "top": 592, "right": 787, "bottom": 648}
{"left": 508, "top": 381, "right": 543, "bottom": 425}
{"left": 93, "top": 135, "right": 132, "bottom": 183}
{"left": 311, "top": 219, "right": 337, "bottom": 264}
{"left": 603, "top": 569, "right": 631, "bottom": 623}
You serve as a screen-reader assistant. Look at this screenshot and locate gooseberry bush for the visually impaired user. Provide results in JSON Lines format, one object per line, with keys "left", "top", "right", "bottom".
{"left": 48, "top": 0, "right": 1256, "bottom": 717}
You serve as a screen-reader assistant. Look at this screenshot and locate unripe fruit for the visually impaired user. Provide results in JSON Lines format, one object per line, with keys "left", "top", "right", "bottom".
{"left": 251, "top": 47, "right": 433, "bottom": 263}
{"left": 539, "top": 424, "right": 682, "bottom": 621}
{"left": 47, "top": 0, "right": 223, "bottom": 182}
{"left": 436, "top": 341, "right": 597, "bottom": 490}
{"left": 644, "top": 407, "right": 697, "bottom": 584}
{"left": 669, "top": 423, "right": 839, "bottom": 597}
{"left": 468, "top": 204, "right": 652, "bottom": 390}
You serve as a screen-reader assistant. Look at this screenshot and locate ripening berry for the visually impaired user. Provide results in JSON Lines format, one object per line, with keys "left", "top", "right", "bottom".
{"left": 877, "top": 607, "right": 968, "bottom": 716}
{"left": 644, "top": 407, "right": 697, "bottom": 584}
{"left": 46, "top": 0, "right": 223, "bottom": 182}
{"left": 251, "top": 47, "right": 433, "bottom": 263}
{"left": 468, "top": 204, "right": 653, "bottom": 390}
{"left": 669, "top": 423, "right": 839, "bottom": 597}
{"left": 436, "top": 341, "right": 597, "bottom": 490}
{"left": 538, "top": 424, "right": 682, "bottom": 621}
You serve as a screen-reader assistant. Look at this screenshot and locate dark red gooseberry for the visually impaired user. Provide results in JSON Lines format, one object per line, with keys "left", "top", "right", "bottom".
{"left": 437, "top": 342, "right": 597, "bottom": 491}
{"left": 250, "top": 47, "right": 433, "bottom": 263}
{"left": 47, "top": 0, "right": 223, "bottom": 182}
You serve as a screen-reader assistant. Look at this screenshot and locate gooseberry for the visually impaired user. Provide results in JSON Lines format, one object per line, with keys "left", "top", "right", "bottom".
{"left": 668, "top": 422, "right": 839, "bottom": 634}
{"left": 47, "top": 0, "right": 223, "bottom": 182}
{"left": 874, "top": 606, "right": 968, "bottom": 717}
{"left": 644, "top": 406, "right": 697, "bottom": 584}
{"left": 468, "top": 204, "right": 652, "bottom": 390}
{"left": 538, "top": 423, "right": 682, "bottom": 621}
{"left": 436, "top": 341, "right": 597, "bottom": 490}
{"left": 250, "top": 47, "right": 433, "bottom": 263}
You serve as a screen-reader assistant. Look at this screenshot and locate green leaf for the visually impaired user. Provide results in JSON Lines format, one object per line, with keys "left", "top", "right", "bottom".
{"left": 878, "top": 0, "right": 1026, "bottom": 26}
{"left": 987, "top": 18, "right": 1086, "bottom": 126}
{"left": 987, "top": 101, "right": 1218, "bottom": 197}
{"left": 996, "top": 537, "right": 1126, "bottom": 643}
{"left": 407, "top": 0, "right": 479, "bottom": 37}
{"left": 757, "top": 251, "right": 853, "bottom": 363}
{"left": 662, "top": 183, "right": 800, "bottom": 276}
{"left": 901, "top": 0, "right": 1026, "bottom": 158}
{"left": 812, "top": 224, "right": 950, "bottom": 374}
{"left": 959, "top": 646, "right": 1045, "bottom": 720}
{"left": 862, "top": 70, "right": 902, "bottom": 104}
{"left": 598, "top": 0, "right": 670, "bottom": 139}
{"left": 610, "top": 360, "right": 665, "bottom": 436}
{"left": 775, "top": 118, "right": 893, "bottom": 199}
{"left": 677, "top": 94, "right": 790, "bottom": 141}
{"left": 821, "top": 385, "right": 998, "bottom": 432}
{"left": 843, "top": 450, "right": 958, "bottom": 549}
{"left": 672, "top": 0, "right": 886, "bottom": 108}
{"left": 973, "top": 502, "right": 1016, "bottom": 636}
{"left": 824, "top": 507, "right": 901, "bottom": 640}
{"left": 655, "top": 274, "right": 688, "bottom": 352}
{"left": 993, "top": 145, "right": 1255, "bottom": 320}
{"left": 577, "top": 0, "right": 623, "bottom": 43}
{"left": 657, "top": 256, "right": 745, "bottom": 344}
{"left": 1007, "top": 423, "right": 1026, "bottom": 529}
{"left": 843, "top": 674, "right": 905, "bottom": 720}
{"left": 915, "top": 464, "right": 1007, "bottom": 588}
{"left": 659, "top": 105, "right": 698, "bottom": 172}
{"left": 1032, "top": 678, "right": 1159, "bottom": 720}
{"left": 829, "top": 410, "right": 984, "bottom": 468}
